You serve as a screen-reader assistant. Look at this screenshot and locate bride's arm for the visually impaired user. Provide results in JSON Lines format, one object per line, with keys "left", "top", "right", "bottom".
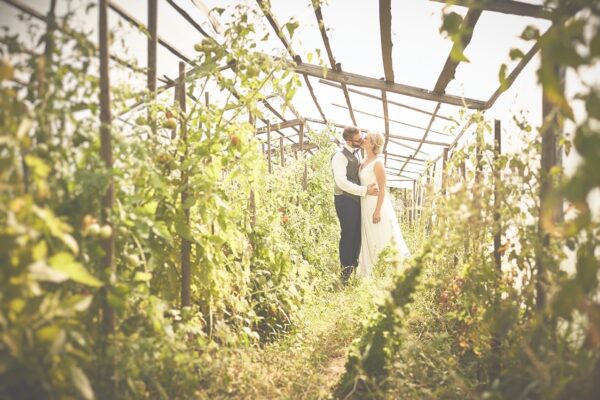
{"left": 373, "top": 161, "right": 386, "bottom": 224}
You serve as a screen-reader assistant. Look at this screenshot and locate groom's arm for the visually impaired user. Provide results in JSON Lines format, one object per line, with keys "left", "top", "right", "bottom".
{"left": 331, "top": 152, "right": 367, "bottom": 197}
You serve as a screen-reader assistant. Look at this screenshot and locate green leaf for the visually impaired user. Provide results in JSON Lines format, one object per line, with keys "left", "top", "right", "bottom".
{"left": 509, "top": 48, "right": 524, "bottom": 60}
{"left": 29, "top": 261, "right": 69, "bottom": 283}
{"left": 498, "top": 63, "right": 508, "bottom": 91}
{"left": 440, "top": 12, "right": 463, "bottom": 36}
{"left": 71, "top": 365, "right": 95, "bottom": 400}
{"left": 49, "top": 253, "right": 102, "bottom": 287}
{"left": 25, "top": 155, "right": 50, "bottom": 179}
{"left": 450, "top": 44, "right": 469, "bottom": 63}
{"left": 36, "top": 325, "right": 61, "bottom": 342}
{"left": 520, "top": 25, "right": 539, "bottom": 41}
{"left": 134, "top": 271, "right": 152, "bottom": 282}
{"left": 32, "top": 240, "right": 48, "bottom": 261}
{"left": 285, "top": 20, "right": 300, "bottom": 39}
{"left": 174, "top": 215, "right": 194, "bottom": 242}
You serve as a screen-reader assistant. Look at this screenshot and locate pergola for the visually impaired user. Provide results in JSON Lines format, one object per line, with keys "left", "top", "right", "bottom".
{"left": 2, "top": 0, "right": 559, "bottom": 189}
{"left": 0, "top": 0, "right": 570, "bottom": 351}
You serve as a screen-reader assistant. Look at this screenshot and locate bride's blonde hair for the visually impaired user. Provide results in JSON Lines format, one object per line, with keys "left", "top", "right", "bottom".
{"left": 367, "top": 131, "right": 385, "bottom": 155}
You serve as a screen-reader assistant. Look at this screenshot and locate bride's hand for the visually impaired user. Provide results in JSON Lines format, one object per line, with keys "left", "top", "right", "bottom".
{"left": 372, "top": 210, "right": 381, "bottom": 224}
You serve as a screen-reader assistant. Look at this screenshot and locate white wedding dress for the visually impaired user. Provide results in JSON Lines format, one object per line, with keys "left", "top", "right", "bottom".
{"left": 357, "top": 158, "right": 410, "bottom": 277}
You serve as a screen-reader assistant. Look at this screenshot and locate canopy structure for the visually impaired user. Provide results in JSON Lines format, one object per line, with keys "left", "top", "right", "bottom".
{"left": 1, "top": 0, "right": 557, "bottom": 187}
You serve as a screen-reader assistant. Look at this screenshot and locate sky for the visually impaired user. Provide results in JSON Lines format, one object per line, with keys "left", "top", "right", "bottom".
{"left": 1, "top": 0, "right": 598, "bottom": 190}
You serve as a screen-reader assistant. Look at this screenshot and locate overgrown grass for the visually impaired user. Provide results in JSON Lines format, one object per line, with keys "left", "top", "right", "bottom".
{"left": 199, "top": 277, "right": 394, "bottom": 399}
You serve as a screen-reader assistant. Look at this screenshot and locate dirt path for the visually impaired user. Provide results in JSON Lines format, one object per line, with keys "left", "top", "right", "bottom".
{"left": 207, "top": 280, "right": 387, "bottom": 399}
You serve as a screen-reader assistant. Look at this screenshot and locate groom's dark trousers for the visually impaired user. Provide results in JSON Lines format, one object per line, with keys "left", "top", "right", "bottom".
{"left": 334, "top": 194, "right": 361, "bottom": 278}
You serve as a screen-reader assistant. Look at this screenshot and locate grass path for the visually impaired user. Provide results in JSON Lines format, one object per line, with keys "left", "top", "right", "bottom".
{"left": 208, "top": 278, "right": 389, "bottom": 399}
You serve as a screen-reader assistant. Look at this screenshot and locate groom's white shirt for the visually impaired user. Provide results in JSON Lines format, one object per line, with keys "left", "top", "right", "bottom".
{"left": 332, "top": 144, "right": 367, "bottom": 197}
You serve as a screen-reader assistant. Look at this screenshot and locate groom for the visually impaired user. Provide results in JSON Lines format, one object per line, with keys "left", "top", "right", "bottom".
{"left": 332, "top": 126, "right": 378, "bottom": 283}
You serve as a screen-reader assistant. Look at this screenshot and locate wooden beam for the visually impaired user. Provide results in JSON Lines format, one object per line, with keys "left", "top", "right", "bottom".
{"left": 312, "top": 1, "right": 356, "bottom": 125}
{"left": 267, "top": 122, "right": 272, "bottom": 173}
{"left": 379, "top": 0, "right": 394, "bottom": 82}
{"left": 255, "top": 0, "right": 328, "bottom": 122}
{"left": 431, "top": 115, "right": 476, "bottom": 163}
{"left": 165, "top": 0, "right": 211, "bottom": 38}
{"left": 280, "top": 136, "right": 285, "bottom": 166}
{"left": 433, "top": 8, "right": 482, "bottom": 94}
{"left": 256, "top": 118, "right": 304, "bottom": 133}
{"left": 384, "top": 152, "right": 427, "bottom": 163}
{"left": 319, "top": 80, "right": 457, "bottom": 122}
{"left": 178, "top": 62, "right": 191, "bottom": 309}
{"left": 262, "top": 100, "right": 300, "bottom": 134}
{"left": 331, "top": 103, "right": 451, "bottom": 136}
{"left": 536, "top": 55, "right": 565, "bottom": 310}
{"left": 441, "top": 147, "right": 449, "bottom": 195}
{"left": 382, "top": 90, "right": 391, "bottom": 153}
{"left": 293, "top": 61, "right": 487, "bottom": 109}
{"left": 303, "top": 116, "right": 450, "bottom": 147}
{"left": 386, "top": 132, "right": 449, "bottom": 147}
{"left": 2, "top": 0, "right": 160, "bottom": 83}
{"left": 387, "top": 138, "right": 431, "bottom": 157}
{"left": 291, "top": 141, "right": 318, "bottom": 152}
{"left": 107, "top": 1, "right": 192, "bottom": 64}
{"left": 486, "top": 42, "right": 540, "bottom": 108}
{"left": 429, "top": 0, "right": 550, "bottom": 20}
{"left": 493, "top": 119, "right": 502, "bottom": 273}
{"left": 147, "top": 0, "right": 158, "bottom": 134}
{"left": 99, "top": 0, "right": 116, "bottom": 342}
{"left": 397, "top": 103, "right": 441, "bottom": 176}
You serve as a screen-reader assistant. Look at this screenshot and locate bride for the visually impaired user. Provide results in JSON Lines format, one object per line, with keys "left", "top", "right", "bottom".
{"left": 357, "top": 131, "right": 410, "bottom": 277}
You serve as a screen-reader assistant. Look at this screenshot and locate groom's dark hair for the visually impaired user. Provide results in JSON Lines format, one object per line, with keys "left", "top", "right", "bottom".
{"left": 342, "top": 126, "right": 359, "bottom": 141}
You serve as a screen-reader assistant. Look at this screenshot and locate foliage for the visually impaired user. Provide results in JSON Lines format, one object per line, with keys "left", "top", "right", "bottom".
{"left": 337, "top": 1, "right": 600, "bottom": 398}
{"left": 0, "top": 2, "right": 339, "bottom": 398}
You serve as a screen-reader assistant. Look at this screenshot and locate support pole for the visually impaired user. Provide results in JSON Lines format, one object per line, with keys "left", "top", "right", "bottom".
{"left": 303, "top": 162, "right": 308, "bottom": 191}
{"left": 99, "top": 0, "right": 116, "bottom": 396}
{"left": 299, "top": 123, "right": 305, "bottom": 152}
{"left": 536, "top": 54, "right": 565, "bottom": 311}
{"left": 441, "top": 147, "right": 449, "bottom": 195}
{"left": 148, "top": 0, "right": 158, "bottom": 134}
{"left": 411, "top": 180, "right": 416, "bottom": 226}
{"left": 280, "top": 136, "right": 285, "bottom": 167}
{"left": 178, "top": 62, "right": 191, "bottom": 309}
{"left": 267, "top": 121, "right": 272, "bottom": 173}
{"left": 493, "top": 119, "right": 502, "bottom": 272}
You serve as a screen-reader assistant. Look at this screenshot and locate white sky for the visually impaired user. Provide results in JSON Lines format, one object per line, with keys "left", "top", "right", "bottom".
{"left": 1, "top": 0, "right": 598, "bottom": 189}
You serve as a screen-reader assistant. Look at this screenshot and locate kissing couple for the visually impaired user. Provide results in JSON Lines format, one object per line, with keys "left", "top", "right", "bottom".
{"left": 331, "top": 126, "right": 410, "bottom": 283}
